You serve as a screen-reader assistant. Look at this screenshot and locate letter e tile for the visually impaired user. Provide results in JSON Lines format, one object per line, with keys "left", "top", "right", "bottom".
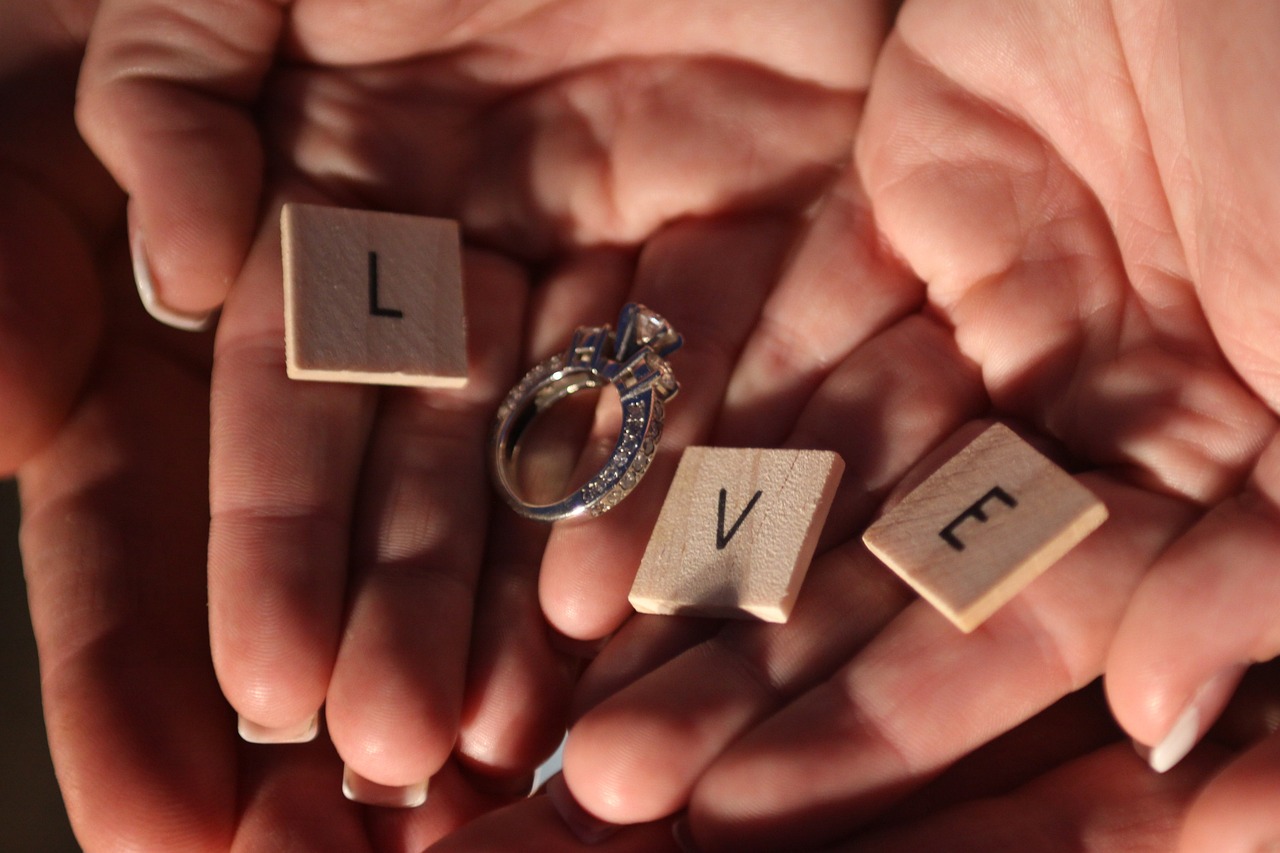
{"left": 630, "top": 447, "right": 844, "bottom": 623}
{"left": 862, "top": 423, "right": 1108, "bottom": 632}
{"left": 282, "top": 203, "right": 467, "bottom": 387}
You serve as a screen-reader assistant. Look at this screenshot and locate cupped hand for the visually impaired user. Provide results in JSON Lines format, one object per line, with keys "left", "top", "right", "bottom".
{"left": 4, "top": 4, "right": 521, "bottom": 851}
{"left": 70, "top": 0, "right": 879, "bottom": 830}
{"left": 551, "top": 1, "right": 1280, "bottom": 851}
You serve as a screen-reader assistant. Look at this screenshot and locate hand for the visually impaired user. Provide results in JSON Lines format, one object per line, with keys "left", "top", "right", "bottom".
{"left": 66, "top": 0, "right": 880, "bottom": 836}
{"left": 549, "top": 1, "right": 1280, "bottom": 850}
{"left": 412, "top": 682, "right": 1260, "bottom": 852}
{"left": 4, "top": 4, "right": 522, "bottom": 850}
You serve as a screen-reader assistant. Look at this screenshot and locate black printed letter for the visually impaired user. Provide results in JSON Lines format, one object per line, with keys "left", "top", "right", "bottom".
{"left": 939, "top": 486, "right": 1018, "bottom": 551}
{"left": 717, "top": 488, "right": 763, "bottom": 550}
{"left": 368, "top": 251, "right": 404, "bottom": 318}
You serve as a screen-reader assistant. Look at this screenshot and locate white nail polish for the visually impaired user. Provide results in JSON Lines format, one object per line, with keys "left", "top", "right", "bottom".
{"left": 1141, "top": 666, "right": 1246, "bottom": 774}
{"left": 341, "top": 766, "right": 429, "bottom": 808}
{"left": 1146, "top": 702, "right": 1200, "bottom": 773}
{"left": 238, "top": 713, "right": 319, "bottom": 744}
{"left": 129, "top": 218, "right": 215, "bottom": 332}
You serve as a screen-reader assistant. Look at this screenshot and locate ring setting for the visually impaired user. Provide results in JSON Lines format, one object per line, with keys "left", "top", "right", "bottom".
{"left": 491, "top": 304, "right": 682, "bottom": 522}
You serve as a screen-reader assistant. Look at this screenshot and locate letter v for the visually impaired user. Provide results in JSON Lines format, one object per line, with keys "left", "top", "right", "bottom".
{"left": 717, "top": 488, "right": 763, "bottom": 550}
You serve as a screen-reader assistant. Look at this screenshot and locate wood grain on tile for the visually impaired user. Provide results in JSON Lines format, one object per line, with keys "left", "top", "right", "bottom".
{"left": 630, "top": 447, "right": 844, "bottom": 623}
{"left": 863, "top": 423, "right": 1108, "bottom": 632}
{"left": 282, "top": 203, "right": 467, "bottom": 387}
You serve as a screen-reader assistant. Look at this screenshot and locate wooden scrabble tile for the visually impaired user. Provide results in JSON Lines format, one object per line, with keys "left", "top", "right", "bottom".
{"left": 862, "top": 423, "right": 1108, "bottom": 632}
{"left": 629, "top": 447, "right": 844, "bottom": 623}
{"left": 282, "top": 203, "right": 467, "bottom": 387}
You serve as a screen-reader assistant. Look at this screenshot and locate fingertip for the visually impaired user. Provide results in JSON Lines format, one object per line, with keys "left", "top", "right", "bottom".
{"left": 1106, "top": 496, "right": 1280, "bottom": 749}
{"left": 342, "top": 766, "right": 429, "bottom": 809}
{"left": 128, "top": 207, "right": 218, "bottom": 331}
{"left": 209, "top": 604, "right": 334, "bottom": 738}
{"left": 1112, "top": 664, "right": 1246, "bottom": 774}
{"left": 326, "top": 688, "right": 457, "bottom": 794}
{"left": 539, "top": 510, "right": 656, "bottom": 643}
{"left": 78, "top": 86, "right": 262, "bottom": 323}
{"left": 539, "top": 556, "right": 631, "bottom": 643}
{"left": 561, "top": 709, "right": 683, "bottom": 826}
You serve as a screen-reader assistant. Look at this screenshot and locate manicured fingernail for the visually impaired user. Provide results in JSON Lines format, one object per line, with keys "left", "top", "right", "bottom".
{"left": 128, "top": 205, "right": 214, "bottom": 331}
{"left": 1141, "top": 666, "right": 1245, "bottom": 773}
{"left": 238, "top": 712, "right": 318, "bottom": 744}
{"left": 1144, "top": 702, "right": 1201, "bottom": 773}
{"left": 341, "top": 766, "right": 429, "bottom": 808}
{"left": 547, "top": 773, "right": 618, "bottom": 844}
{"left": 672, "top": 816, "right": 701, "bottom": 852}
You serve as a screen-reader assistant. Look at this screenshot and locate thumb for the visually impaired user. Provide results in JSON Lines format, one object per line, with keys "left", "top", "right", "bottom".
{"left": 76, "top": 0, "right": 284, "bottom": 328}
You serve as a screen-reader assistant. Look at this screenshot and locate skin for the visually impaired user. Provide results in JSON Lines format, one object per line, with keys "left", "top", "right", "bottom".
{"left": 4, "top": 0, "right": 1279, "bottom": 851}
{"left": 554, "top": 1, "right": 1280, "bottom": 851}
{"left": 6, "top": 0, "right": 883, "bottom": 848}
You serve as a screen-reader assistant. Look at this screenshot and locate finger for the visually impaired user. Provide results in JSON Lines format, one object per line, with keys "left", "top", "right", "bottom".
{"left": 537, "top": 215, "right": 801, "bottom": 642}
{"left": 208, "top": 202, "right": 376, "bottom": 739}
{"left": 76, "top": 0, "right": 283, "bottom": 324}
{"left": 716, "top": 164, "right": 922, "bottom": 448}
{"left": 683, "top": 477, "right": 1194, "bottom": 852}
{"left": 881, "top": 680, "right": 1122, "bottom": 824}
{"left": 1107, "top": 434, "right": 1280, "bottom": 771}
{"left": 458, "top": 513, "right": 576, "bottom": 784}
{"left": 1179, "top": 730, "right": 1280, "bottom": 853}
{"left": 19, "top": 341, "right": 235, "bottom": 850}
{"left": 233, "top": 738, "right": 517, "bottom": 852}
{"left": 562, "top": 319, "right": 985, "bottom": 824}
{"left": 325, "top": 249, "right": 527, "bottom": 801}
{"left": 457, "top": 250, "right": 634, "bottom": 784}
{"left": 423, "top": 787, "right": 680, "bottom": 853}
{"left": 832, "top": 743, "right": 1222, "bottom": 853}
{"left": 571, "top": 613, "right": 720, "bottom": 718}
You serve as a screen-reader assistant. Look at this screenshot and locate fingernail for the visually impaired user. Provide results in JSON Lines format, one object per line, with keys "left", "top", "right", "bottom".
{"left": 672, "top": 816, "right": 701, "bottom": 853}
{"left": 128, "top": 204, "right": 214, "bottom": 332}
{"left": 1144, "top": 701, "right": 1201, "bottom": 773}
{"left": 238, "top": 712, "right": 318, "bottom": 744}
{"left": 547, "top": 773, "right": 618, "bottom": 844}
{"left": 1140, "top": 666, "right": 1245, "bottom": 774}
{"left": 341, "top": 766, "right": 429, "bottom": 808}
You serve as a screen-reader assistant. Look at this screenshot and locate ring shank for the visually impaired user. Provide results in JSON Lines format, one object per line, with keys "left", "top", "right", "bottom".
{"left": 492, "top": 354, "right": 662, "bottom": 522}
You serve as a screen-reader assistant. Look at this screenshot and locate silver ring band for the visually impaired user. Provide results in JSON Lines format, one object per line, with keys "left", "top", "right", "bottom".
{"left": 491, "top": 304, "right": 682, "bottom": 522}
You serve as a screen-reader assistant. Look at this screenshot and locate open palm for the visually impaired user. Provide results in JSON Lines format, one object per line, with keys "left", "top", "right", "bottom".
{"left": 9, "top": 0, "right": 880, "bottom": 849}
{"left": 549, "top": 2, "right": 1280, "bottom": 851}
